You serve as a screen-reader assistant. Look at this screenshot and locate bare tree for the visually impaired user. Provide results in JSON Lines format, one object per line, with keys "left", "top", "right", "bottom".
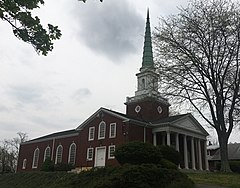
{"left": 0, "top": 132, "right": 28, "bottom": 173}
{"left": 154, "top": 0, "right": 240, "bottom": 172}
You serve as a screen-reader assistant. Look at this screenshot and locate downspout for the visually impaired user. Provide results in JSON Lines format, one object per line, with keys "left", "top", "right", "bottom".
{"left": 51, "top": 138, "right": 55, "bottom": 161}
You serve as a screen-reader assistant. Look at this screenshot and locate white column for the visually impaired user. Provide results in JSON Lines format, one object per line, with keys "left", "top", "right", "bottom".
{"left": 191, "top": 137, "right": 196, "bottom": 170}
{"left": 175, "top": 133, "right": 179, "bottom": 152}
{"left": 162, "top": 134, "right": 165, "bottom": 145}
{"left": 184, "top": 135, "right": 189, "bottom": 169}
{"left": 204, "top": 140, "right": 209, "bottom": 171}
{"left": 153, "top": 132, "right": 157, "bottom": 146}
{"left": 167, "top": 131, "right": 171, "bottom": 146}
{"left": 198, "top": 139, "right": 203, "bottom": 170}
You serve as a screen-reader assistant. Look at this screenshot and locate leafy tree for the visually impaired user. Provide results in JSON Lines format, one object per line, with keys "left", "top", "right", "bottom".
{"left": 0, "top": 132, "right": 28, "bottom": 173}
{"left": 154, "top": 0, "right": 240, "bottom": 172}
{"left": 0, "top": 0, "right": 102, "bottom": 55}
{"left": 0, "top": 0, "right": 61, "bottom": 55}
{"left": 114, "top": 141, "right": 162, "bottom": 165}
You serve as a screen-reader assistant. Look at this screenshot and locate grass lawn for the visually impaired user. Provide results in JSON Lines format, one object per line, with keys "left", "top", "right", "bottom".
{"left": 186, "top": 171, "right": 240, "bottom": 188}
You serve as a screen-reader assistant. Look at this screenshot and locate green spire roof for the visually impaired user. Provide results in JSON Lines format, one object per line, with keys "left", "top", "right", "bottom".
{"left": 142, "top": 9, "right": 154, "bottom": 68}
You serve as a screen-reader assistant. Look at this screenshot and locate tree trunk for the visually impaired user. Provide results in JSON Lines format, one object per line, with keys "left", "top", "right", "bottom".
{"left": 219, "top": 134, "right": 231, "bottom": 172}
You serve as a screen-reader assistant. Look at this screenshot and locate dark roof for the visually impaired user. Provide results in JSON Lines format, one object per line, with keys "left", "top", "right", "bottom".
{"left": 209, "top": 143, "right": 240, "bottom": 160}
{"left": 152, "top": 114, "right": 189, "bottom": 124}
{"left": 23, "top": 129, "right": 78, "bottom": 144}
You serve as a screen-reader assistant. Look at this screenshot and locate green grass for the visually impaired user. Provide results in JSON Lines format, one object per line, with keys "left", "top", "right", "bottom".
{"left": 186, "top": 171, "right": 240, "bottom": 188}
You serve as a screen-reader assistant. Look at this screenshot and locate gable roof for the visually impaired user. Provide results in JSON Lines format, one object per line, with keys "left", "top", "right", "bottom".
{"left": 151, "top": 113, "right": 209, "bottom": 136}
{"left": 209, "top": 143, "right": 240, "bottom": 160}
{"left": 21, "top": 129, "right": 79, "bottom": 145}
{"left": 76, "top": 107, "right": 151, "bottom": 130}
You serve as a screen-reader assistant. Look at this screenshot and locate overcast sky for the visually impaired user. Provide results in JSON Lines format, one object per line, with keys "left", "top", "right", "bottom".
{"left": 0, "top": 0, "right": 239, "bottom": 143}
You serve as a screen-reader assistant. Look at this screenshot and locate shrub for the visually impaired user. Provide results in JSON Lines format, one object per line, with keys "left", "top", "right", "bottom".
{"left": 86, "top": 164, "right": 194, "bottom": 188}
{"left": 114, "top": 141, "right": 162, "bottom": 165}
{"left": 229, "top": 161, "right": 240, "bottom": 173}
{"left": 216, "top": 160, "right": 240, "bottom": 173}
{"left": 158, "top": 145, "right": 181, "bottom": 165}
{"left": 41, "top": 158, "right": 54, "bottom": 172}
{"left": 160, "top": 158, "right": 177, "bottom": 170}
{"left": 54, "top": 163, "right": 74, "bottom": 172}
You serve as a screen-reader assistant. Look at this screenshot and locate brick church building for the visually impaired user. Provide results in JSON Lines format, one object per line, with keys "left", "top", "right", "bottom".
{"left": 17, "top": 10, "right": 209, "bottom": 172}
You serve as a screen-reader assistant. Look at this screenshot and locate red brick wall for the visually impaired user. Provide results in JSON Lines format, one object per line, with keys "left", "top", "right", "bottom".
{"left": 17, "top": 110, "right": 155, "bottom": 172}
{"left": 17, "top": 135, "right": 80, "bottom": 172}
{"left": 126, "top": 98, "right": 169, "bottom": 121}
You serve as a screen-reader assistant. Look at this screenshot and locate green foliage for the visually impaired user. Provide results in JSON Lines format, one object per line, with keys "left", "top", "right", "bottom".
{"left": 160, "top": 158, "right": 177, "bottom": 170}
{"left": 54, "top": 163, "right": 74, "bottom": 172}
{"left": 158, "top": 145, "right": 181, "bottom": 165}
{"left": 0, "top": 0, "right": 61, "bottom": 55}
{"left": 217, "top": 161, "right": 240, "bottom": 173}
{"left": 81, "top": 164, "right": 194, "bottom": 188}
{"left": 114, "top": 141, "right": 162, "bottom": 165}
{"left": 41, "top": 158, "right": 54, "bottom": 172}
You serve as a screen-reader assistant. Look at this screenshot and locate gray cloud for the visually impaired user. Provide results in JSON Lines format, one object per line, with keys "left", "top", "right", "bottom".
{"left": 72, "top": 88, "right": 91, "bottom": 103}
{"left": 72, "top": 0, "right": 144, "bottom": 62}
{"left": 7, "top": 84, "right": 44, "bottom": 105}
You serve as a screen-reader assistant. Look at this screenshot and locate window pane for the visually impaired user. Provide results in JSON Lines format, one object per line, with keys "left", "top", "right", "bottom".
{"left": 98, "top": 122, "right": 106, "bottom": 139}
{"left": 110, "top": 123, "right": 116, "bottom": 138}
{"left": 88, "top": 127, "right": 95, "bottom": 141}
{"left": 69, "top": 143, "right": 76, "bottom": 165}
{"left": 55, "top": 145, "right": 63, "bottom": 164}
{"left": 32, "top": 148, "right": 39, "bottom": 168}
{"left": 87, "top": 148, "right": 93, "bottom": 160}
{"left": 108, "top": 145, "right": 115, "bottom": 159}
{"left": 44, "top": 147, "right": 51, "bottom": 161}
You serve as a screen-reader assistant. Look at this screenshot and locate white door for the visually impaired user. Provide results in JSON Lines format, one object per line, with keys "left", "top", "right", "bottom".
{"left": 95, "top": 147, "right": 106, "bottom": 167}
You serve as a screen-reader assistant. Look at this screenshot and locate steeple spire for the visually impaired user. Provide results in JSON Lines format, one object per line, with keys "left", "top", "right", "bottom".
{"left": 142, "top": 9, "right": 154, "bottom": 68}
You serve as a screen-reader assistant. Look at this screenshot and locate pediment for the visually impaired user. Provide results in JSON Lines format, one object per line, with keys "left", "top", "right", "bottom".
{"left": 171, "top": 115, "right": 208, "bottom": 135}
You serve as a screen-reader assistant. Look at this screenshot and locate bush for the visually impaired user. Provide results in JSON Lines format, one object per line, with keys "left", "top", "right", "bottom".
{"left": 160, "top": 159, "right": 177, "bottom": 170}
{"left": 229, "top": 161, "right": 240, "bottom": 173}
{"left": 158, "top": 145, "right": 181, "bottom": 165}
{"left": 83, "top": 164, "right": 194, "bottom": 188}
{"left": 114, "top": 141, "right": 162, "bottom": 165}
{"left": 216, "top": 160, "right": 240, "bottom": 173}
{"left": 54, "top": 163, "right": 74, "bottom": 172}
{"left": 41, "top": 158, "right": 54, "bottom": 172}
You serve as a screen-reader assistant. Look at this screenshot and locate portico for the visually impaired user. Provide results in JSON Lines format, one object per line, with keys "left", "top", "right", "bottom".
{"left": 152, "top": 114, "right": 209, "bottom": 171}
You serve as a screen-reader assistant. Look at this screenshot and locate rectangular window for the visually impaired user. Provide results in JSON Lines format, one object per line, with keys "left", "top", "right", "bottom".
{"left": 109, "top": 123, "right": 116, "bottom": 138}
{"left": 108, "top": 145, "right": 115, "bottom": 159}
{"left": 88, "top": 127, "right": 95, "bottom": 141}
{"left": 87, "top": 148, "right": 94, "bottom": 161}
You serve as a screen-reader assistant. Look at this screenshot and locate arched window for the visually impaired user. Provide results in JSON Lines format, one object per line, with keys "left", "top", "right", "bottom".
{"left": 32, "top": 148, "right": 40, "bottom": 168}
{"left": 55, "top": 145, "right": 63, "bottom": 164}
{"left": 98, "top": 121, "right": 106, "bottom": 139}
{"left": 68, "top": 143, "right": 76, "bottom": 165}
{"left": 44, "top": 146, "right": 51, "bottom": 161}
{"left": 22, "top": 159, "right": 27, "bottom": 169}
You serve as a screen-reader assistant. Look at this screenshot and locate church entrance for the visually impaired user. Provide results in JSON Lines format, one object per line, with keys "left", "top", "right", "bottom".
{"left": 95, "top": 147, "right": 106, "bottom": 167}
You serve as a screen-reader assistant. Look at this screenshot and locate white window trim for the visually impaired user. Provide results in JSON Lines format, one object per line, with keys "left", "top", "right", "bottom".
{"left": 98, "top": 121, "right": 106, "bottom": 140}
{"left": 55, "top": 145, "right": 63, "bottom": 164}
{"left": 22, "top": 159, "right": 27, "bottom": 169}
{"left": 68, "top": 143, "right": 76, "bottom": 165}
{"left": 109, "top": 123, "right": 116, "bottom": 138}
{"left": 108, "top": 145, "right": 115, "bottom": 159}
{"left": 88, "top": 127, "right": 95, "bottom": 141}
{"left": 43, "top": 146, "right": 51, "bottom": 162}
{"left": 32, "top": 148, "right": 39, "bottom": 169}
{"left": 87, "top": 147, "right": 94, "bottom": 161}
